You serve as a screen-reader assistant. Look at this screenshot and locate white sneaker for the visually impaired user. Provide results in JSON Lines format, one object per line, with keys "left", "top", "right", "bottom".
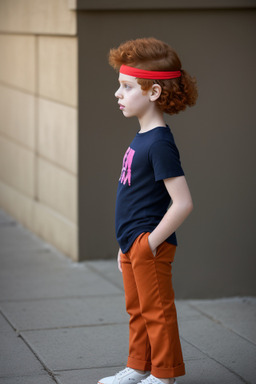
{"left": 97, "top": 367, "right": 150, "bottom": 384}
{"left": 138, "top": 375, "right": 177, "bottom": 384}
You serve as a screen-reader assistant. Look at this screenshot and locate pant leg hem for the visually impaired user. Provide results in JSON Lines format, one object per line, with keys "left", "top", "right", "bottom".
{"left": 127, "top": 356, "right": 151, "bottom": 372}
{"left": 151, "top": 362, "right": 185, "bottom": 378}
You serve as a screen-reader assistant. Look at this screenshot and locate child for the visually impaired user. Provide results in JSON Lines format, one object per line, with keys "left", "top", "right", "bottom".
{"left": 98, "top": 37, "right": 198, "bottom": 384}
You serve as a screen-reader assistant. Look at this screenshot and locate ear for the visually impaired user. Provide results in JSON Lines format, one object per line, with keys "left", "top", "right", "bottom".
{"left": 150, "top": 84, "right": 162, "bottom": 102}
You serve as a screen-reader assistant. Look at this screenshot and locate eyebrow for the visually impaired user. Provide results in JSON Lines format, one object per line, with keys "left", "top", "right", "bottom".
{"left": 118, "top": 79, "right": 134, "bottom": 85}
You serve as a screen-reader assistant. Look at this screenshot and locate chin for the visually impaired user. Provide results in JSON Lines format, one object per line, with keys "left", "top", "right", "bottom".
{"left": 123, "top": 111, "right": 134, "bottom": 118}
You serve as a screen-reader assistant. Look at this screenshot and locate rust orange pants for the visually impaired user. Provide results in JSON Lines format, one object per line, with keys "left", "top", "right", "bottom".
{"left": 120, "top": 232, "right": 185, "bottom": 378}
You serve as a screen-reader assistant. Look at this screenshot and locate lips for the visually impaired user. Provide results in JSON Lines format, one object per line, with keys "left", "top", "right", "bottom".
{"left": 118, "top": 103, "right": 125, "bottom": 110}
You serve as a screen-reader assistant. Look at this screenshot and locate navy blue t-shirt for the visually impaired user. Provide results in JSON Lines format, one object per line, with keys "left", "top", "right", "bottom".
{"left": 115, "top": 126, "right": 184, "bottom": 253}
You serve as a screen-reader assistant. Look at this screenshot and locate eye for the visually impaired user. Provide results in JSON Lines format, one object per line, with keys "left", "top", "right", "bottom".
{"left": 124, "top": 83, "right": 131, "bottom": 90}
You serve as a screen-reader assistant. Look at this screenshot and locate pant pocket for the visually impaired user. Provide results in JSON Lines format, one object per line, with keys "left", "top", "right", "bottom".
{"left": 144, "top": 232, "right": 176, "bottom": 262}
{"left": 135, "top": 232, "right": 157, "bottom": 259}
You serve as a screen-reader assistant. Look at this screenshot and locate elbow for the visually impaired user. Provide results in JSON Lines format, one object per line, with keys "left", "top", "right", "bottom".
{"left": 187, "top": 199, "right": 194, "bottom": 216}
{"left": 172, "top": 197, "right": 194, "bottom": 217}
{"left": 182, "top": 198, "right": 194, "bottom": 217}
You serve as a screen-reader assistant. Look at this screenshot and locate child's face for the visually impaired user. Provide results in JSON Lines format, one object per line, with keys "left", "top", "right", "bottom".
{"left": 115, "top": 73, "right": 152, "bottom": 120}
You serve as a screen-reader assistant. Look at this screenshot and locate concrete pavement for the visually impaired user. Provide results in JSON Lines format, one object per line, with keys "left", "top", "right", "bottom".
{"left": 0, "top": 209, "right": 255, "bottom": 384}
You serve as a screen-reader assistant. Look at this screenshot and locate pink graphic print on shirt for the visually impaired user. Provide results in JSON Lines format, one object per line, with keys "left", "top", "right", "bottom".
{"left": 120, "top": 147, "right": 135, "bottom": 186}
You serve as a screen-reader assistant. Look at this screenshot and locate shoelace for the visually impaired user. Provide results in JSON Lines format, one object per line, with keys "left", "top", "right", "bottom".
{"left": 116, "top": 367, "right": 134, "bottom": 378}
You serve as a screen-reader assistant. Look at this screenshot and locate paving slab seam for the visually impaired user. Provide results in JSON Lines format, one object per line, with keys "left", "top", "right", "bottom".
{"left": 86, "top": 263, "right": 124, "bottom": 291}
{"left": 180, "top": 336, "right": 249, "bottom": 383}
{"left": 0, "top": 310, "right": 59, "bottom": 383}
{"left": 182, "top": 356, "right": 208, "bottom": 362}
{"left": 188, "top": 301, "right": 256, "bottom": 347}
{"left": 0, "top": 292, "right": 124, "bottom": 304}
{"left": 55, "top": 376, "right": 65, "bottom": 384}
{"left": 53, "top": 364, "right": 130, "bottom": 383}
{"left": 18, "top": 332, "right": 60, "bottom": 383}
{"left": 187, "top": 302, "right": 223, "bottom": 324}
{"left": 19, "top": 321, "right": 129, "bottom": 333}
{"left": 53, "top": 364, "right": 125, "bottom": 374}
{"left": 0, "top": 373, "right": 53, "bottom": 380}
{"left": 0, "top": 307, "right": 20, "bottom": 335}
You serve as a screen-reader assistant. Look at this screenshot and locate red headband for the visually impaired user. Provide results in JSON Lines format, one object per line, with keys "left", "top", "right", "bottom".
{"left": 120, "top": 64, "right": 181, "bottom": 79}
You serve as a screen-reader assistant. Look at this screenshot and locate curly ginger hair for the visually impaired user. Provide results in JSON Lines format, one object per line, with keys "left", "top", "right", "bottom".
{"left": 109, "top": 37, "right": 198, "bottom": 115}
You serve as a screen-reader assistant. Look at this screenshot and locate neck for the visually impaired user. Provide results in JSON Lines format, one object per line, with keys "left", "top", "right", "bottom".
{"left": 138, "top": 107, "right": 165, "bottom": 133}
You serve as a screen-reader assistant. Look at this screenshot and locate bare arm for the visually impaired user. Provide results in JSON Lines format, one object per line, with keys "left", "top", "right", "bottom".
{"left": 148, "top": 176, "right": 193, "bottom": 253}
{"left": 117, "top": 248, "right": 122, "bottom": 272}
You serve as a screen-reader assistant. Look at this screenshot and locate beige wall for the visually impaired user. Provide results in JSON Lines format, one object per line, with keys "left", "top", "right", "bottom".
{"left": 0, "top": 0, "right": 78, "bottom": 260}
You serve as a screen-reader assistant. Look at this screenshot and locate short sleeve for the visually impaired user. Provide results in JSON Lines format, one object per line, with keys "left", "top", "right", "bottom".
{"left": 149, "top": 140, "right": 184, "bottom": 181}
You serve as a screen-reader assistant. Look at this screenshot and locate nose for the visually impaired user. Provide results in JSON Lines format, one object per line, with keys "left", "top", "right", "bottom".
{"left": 115, "top": 86, "right": 122, "bottom": 99}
